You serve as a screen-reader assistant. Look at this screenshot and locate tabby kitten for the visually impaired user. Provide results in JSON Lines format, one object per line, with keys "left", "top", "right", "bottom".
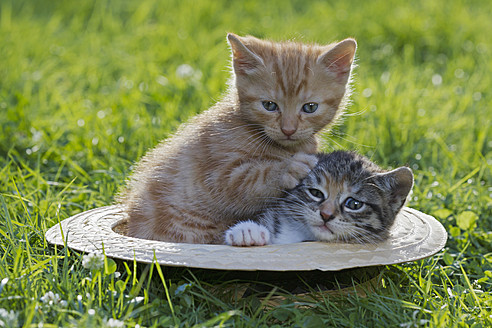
{"left": 120, "top": 33, "right": 357, "bottom": 244}
{"left": 225, "top": 151, "right": 413, "bottom": 245}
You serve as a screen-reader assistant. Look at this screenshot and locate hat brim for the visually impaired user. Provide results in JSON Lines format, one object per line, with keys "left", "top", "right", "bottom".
{"left": 45, "top": 205, "right": 447, "bottom": 271}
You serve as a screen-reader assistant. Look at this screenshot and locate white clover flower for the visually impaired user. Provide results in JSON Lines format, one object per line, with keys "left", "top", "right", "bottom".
{"left": 114, "top": 271, "right": 121, "bottom": 279}
{"left": 176, "top": 64, "right": 194, "bottom": 78}
{"left": 40, "top": 291, "right": 60, "bottom": 305}
{"left": 40, "top": 291, "right": 67, "bottom": 308}
{"left": 156, "top": 75, "right": 168, "bottom": 86}
{"left": 105, "top": 318, "right": 125, "bottom": 327}
{"left": 82, "top": 252, "right": 104, "bottom": 271}
{"left": 88, "top": 309, "right": 95, "bottom": 316}
{"left": 0, "top": 308, "right": 18, "bottom": 327}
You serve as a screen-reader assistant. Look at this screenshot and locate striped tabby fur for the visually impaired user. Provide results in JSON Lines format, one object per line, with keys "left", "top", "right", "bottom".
{"left": 225, "top": 151, "right": 414, "bottom": 246}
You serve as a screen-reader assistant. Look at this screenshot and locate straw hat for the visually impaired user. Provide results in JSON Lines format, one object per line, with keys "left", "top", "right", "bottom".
{"left": 45, "top": 205, "right": 447, "bottom": 271}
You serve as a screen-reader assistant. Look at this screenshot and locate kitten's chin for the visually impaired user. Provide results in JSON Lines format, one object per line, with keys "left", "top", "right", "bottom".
{"left": 276, "top": 139, "right": 302, "bottom": 147}
{"left": 273, "top": 137, "right": 308, "bottom": 148}
{"left": 312, "top": 225, "right": 337, "bottom": 241}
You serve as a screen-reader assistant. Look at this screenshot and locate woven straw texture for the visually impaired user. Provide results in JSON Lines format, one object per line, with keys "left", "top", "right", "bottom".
{"left": 45, "top": 205, "right": 447, "bottom": 271}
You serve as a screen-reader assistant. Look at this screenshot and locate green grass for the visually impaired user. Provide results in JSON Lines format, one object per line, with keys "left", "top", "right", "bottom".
{"left": 0, "top": 0, "right": 491, "bottom": 326}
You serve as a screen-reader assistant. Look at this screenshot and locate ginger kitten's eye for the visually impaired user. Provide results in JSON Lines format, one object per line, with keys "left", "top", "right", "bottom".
{"left": 302, "top": 102, "right": 318, "bottom": 113}
{"left": 262, "top": 101, "right": 279, "bottom": 112}
{"left": 308, "top": 188, "right": 324, "bottom": 200}
{"left": 344, "top": 197, "right": 365, "bottom": 211}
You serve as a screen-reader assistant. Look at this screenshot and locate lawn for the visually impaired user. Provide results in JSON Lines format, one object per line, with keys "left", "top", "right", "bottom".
{"left": 0, "top": 0, "right": 491, "bottom": 327}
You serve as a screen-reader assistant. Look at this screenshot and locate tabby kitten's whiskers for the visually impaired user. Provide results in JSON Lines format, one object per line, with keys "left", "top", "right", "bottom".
{"left": 225, "top": 151, "right": 413, "bottom": 246}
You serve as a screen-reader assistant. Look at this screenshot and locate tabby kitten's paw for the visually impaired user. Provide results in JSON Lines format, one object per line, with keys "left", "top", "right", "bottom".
{"left": 282, "top": 153, "right": 318, "bottom": 189}
{"left": 225, "top": 221, "right": 271, "bottom": 246}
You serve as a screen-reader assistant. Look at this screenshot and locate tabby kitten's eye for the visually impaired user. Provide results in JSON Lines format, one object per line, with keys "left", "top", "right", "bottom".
{"left": 344, "top": 197, "right": 364, "bottom": 211}
{"left": 308, "top": 188, "right": 324, "bottom": 200}
{"left": 302, "top": 102, "right": 318, "bottom": 113}
{"left": 262, "top": 101, "right": 279, "bottom": 112}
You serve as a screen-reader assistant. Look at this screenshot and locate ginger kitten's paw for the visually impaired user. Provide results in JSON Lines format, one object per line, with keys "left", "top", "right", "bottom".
{"left": 282, "top": 153, "right": 318, "bottom": 189}
{"left": 225, "top": 221, "right": 271, "bottom": 246}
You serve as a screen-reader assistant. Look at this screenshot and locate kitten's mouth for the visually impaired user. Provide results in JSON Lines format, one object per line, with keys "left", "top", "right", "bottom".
{"left": 317, "top": 224, "right": 333, "bottom": 234}
{"left": 277, "top": 136, "right": 301, "bottom": 144}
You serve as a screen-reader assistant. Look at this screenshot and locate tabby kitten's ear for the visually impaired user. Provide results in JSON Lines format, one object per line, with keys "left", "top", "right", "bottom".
{"left": 317, "top": 38, "right": 357, "bottom": 79}
{"left": 227, "top": 33, "right": 265, "bottom": 75}
{"left": 374, "top": 167, "right": 414, "bottom": 211}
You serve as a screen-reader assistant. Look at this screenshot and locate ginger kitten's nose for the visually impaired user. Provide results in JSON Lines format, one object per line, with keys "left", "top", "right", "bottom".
{"left": 281, "top": 127, "right": 296, "bottom": 137}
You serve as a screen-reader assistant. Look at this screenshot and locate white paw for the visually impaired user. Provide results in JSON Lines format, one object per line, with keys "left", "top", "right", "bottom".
{"left": 225, "top": 221, "right": 271, "bottom": 246}
{"left": 282, "top": 153, "right": 318, "bottom": 189}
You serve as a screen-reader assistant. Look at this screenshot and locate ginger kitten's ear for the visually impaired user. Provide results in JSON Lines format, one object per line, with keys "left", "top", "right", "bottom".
{"left": 317, "top": 38, "right": 357, "bottom": 78}
{"left": 227, "top": 33, "right": 265, "bottom": 75}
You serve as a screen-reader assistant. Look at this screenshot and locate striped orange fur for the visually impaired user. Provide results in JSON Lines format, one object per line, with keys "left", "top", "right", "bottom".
{"left": 119, "top": 33, "right": 357, "bottom": 244}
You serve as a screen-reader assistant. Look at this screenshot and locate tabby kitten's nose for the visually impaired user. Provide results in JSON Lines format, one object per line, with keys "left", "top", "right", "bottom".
{"left": 281, "top": 127, "right": 296, "bottom": 137}
{"left": 321, "top": 211, "right": 336, "bottom": 222}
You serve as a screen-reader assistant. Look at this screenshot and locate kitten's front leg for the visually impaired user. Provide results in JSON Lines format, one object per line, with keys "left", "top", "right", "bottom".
{"left": 220, "top": 152, "right": 317, "bottom": 214}
{"left": 225, "top": 221, "right": 271, "bottom": 246}
{"left": 281, "top": 153, "right": 318, "bottom": 189}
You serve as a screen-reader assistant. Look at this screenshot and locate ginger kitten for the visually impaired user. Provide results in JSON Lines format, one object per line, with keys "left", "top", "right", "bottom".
{"left": 120, "top": 33, "right": 357, "bottom": 244}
